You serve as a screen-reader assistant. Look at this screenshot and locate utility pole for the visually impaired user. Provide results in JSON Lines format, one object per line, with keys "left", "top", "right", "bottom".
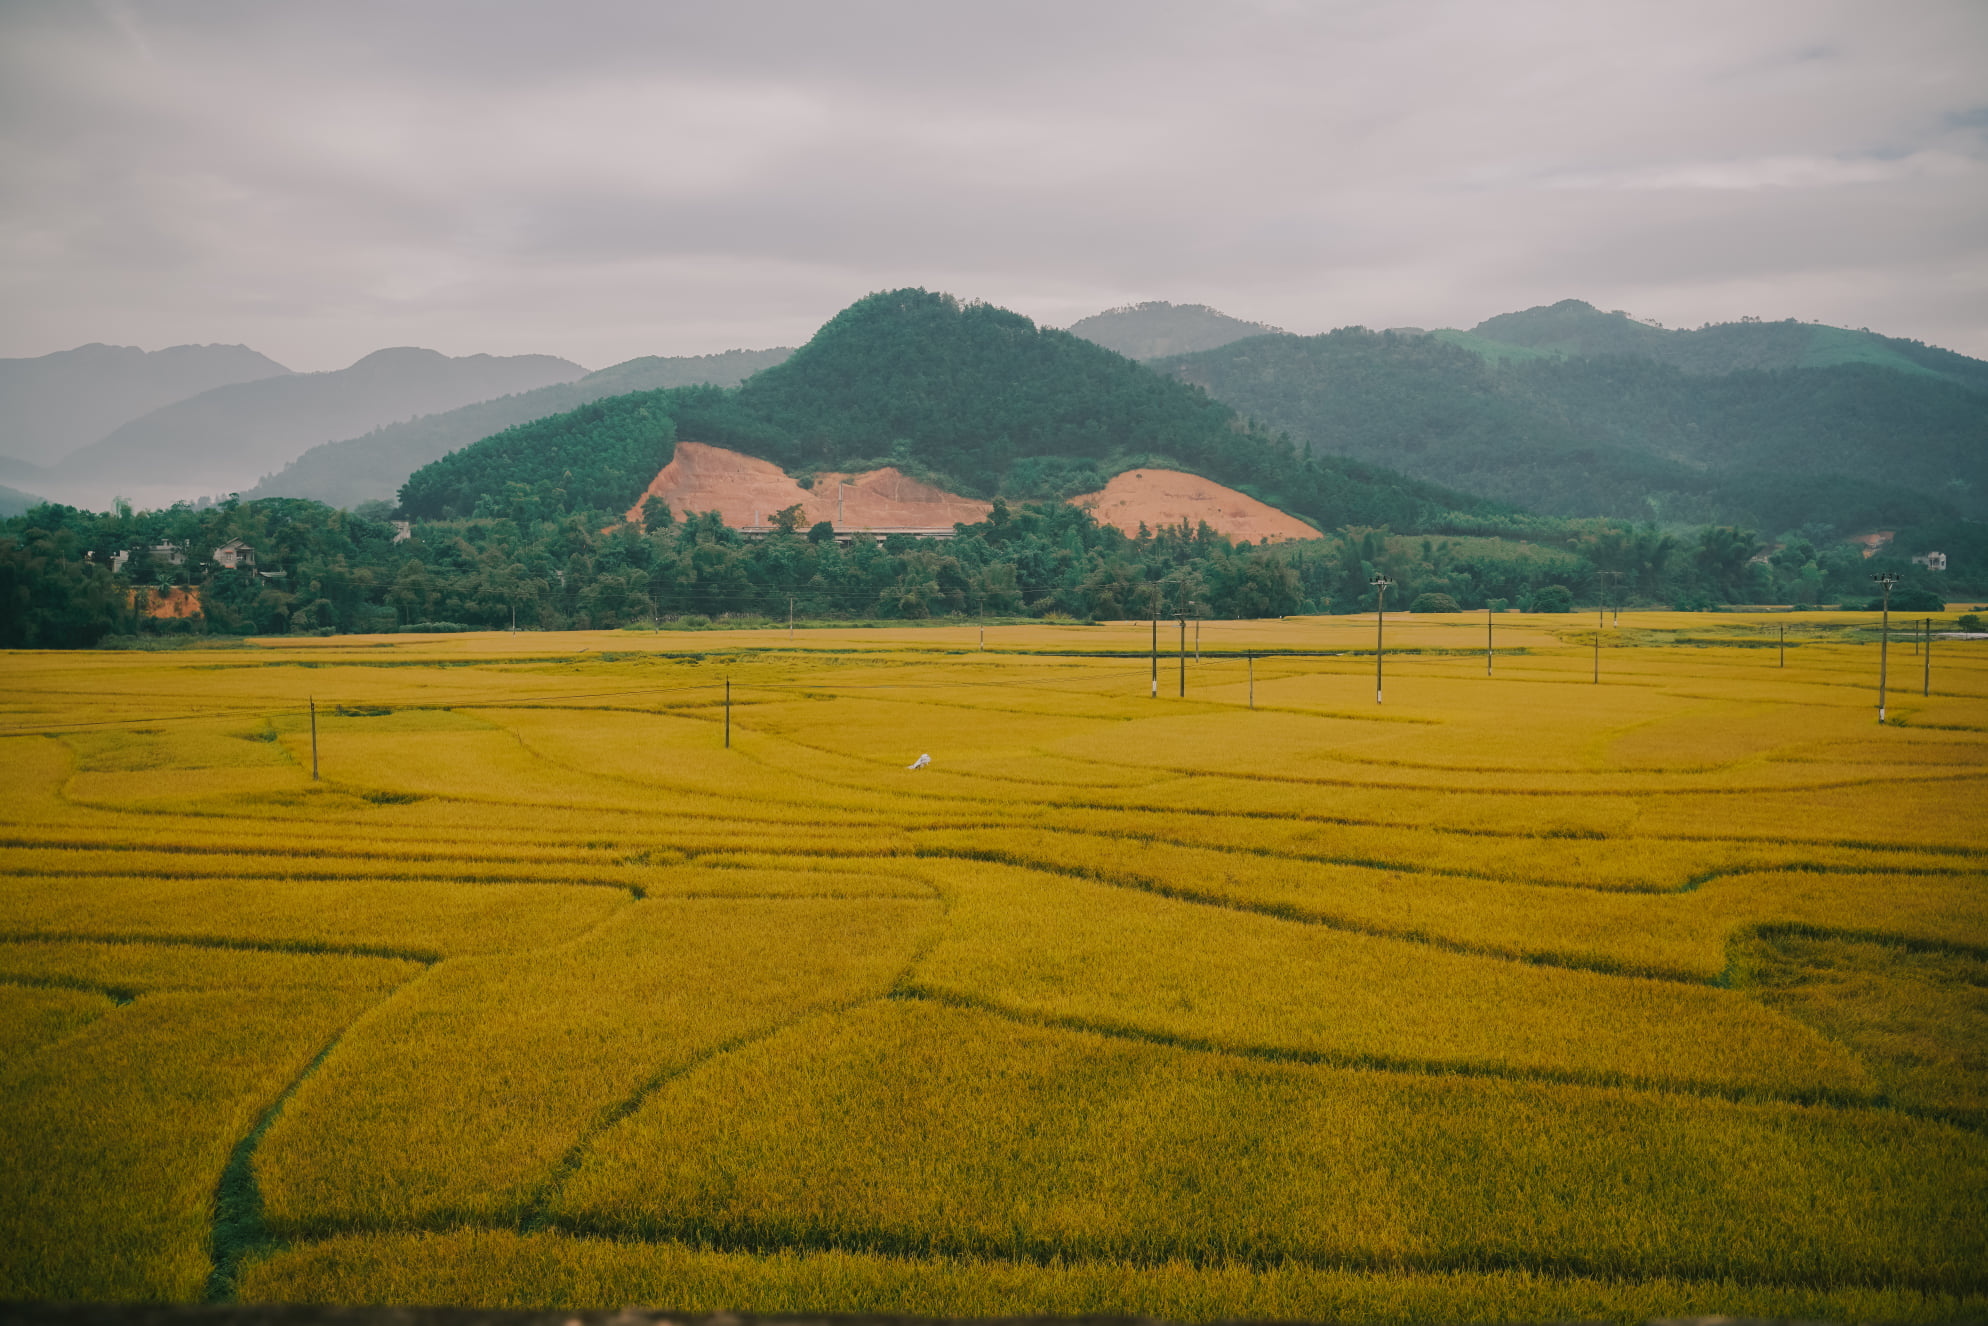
{"left": 1925, "top": 617, "right": 1931, "bottom": 696}
{"left": 1178, "top": 614, "right": 1186, "bottom": 697}
{"left": 978, "top": 597, "right": 984, "bottom": 651}
{"left": 1195, "top": 617, "right": 1200, "bottom": 663}
{"left": 1486, "top": 603, "right": 1493, "bottom": 676}
{"left": 1150, "top": 584, "right": 1159, "bottom": 698}
{"left": 1779, "top": 622, "right": 1785, "bottom": 668}
{"left": 1871, "top": 572, "right": 1899, "bottom": 722}
{"left": 1595, "top": 572, "right": 1623, "bottom": 685}
{"left": 724, "top": 677, "right": 731, "bottom": 748}
{"left": 1248, "top": 651, "right": 1254, "bottom": 709}
{"left": 309, "top": 697, "right": 319, "bottom": 781}
{"left": 1371, "top": 575, "right": 1394, "bottom": 704}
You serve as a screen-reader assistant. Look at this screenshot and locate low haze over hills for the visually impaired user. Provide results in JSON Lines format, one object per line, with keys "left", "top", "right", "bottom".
{"left": 246, "top": 347, "right": 793, "bottom": 509}
{"left": 45, "top": 348, "right": 587, "bottom": 506}
{"left": 0, "top": 342, "right": 290, "bottom": 467}
{"left": 1066, "top": 301, "right": 1284, "bottom": 360}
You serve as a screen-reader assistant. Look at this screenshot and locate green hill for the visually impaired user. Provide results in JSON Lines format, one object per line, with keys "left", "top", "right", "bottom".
{"left": 403, "top": 290, "right": 1500, "bottom": 533}
{"left": 248, "top": 347, "right": 793, "bottom": 509}
{"left": 1156, "top": 323, "right": 1988, "bottom": 534}
{"left": 1461, "top": 299, "right": 1988, "bottom": 392}
{"left": 1066, "top": 301, "right": 1284, "bottom": 360}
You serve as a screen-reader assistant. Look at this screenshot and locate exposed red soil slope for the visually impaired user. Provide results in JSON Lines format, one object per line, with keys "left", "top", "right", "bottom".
{"left": 1072, "top": 469, "right": 1318, "bottom": 542}
{"left": 624, "top": 442, "right": 992, "bottom": 531}
{"left": 133, "top": 586, "right": 202, "bottom": 619}
{"left": 625, "top": 443, "right": 1316, "bottom": 542}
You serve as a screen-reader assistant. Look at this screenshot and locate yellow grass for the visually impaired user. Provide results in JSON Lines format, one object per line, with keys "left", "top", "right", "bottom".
{"left": 0, "top": 611, "right": 1983, "bottom": 1316}
{"left": 256, "top": 898, "right": 940, "bottom": 1231}
{"left": 244, "top": 1228, "right": 1986, "bottom": 1323}
{"left": 557, "top": 999, "right": 1985, "bottom": 1285}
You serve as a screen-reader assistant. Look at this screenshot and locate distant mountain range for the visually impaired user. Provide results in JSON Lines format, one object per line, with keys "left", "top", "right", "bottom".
{"left": 12, "top": 295, "right": 1983, "bottom": 543}
{"left": 1066, "top": 301, "right": 1284, "bottom": 360}
{"left": 1139, "top": 301, "right": 1988, "bottom": 536}
{"left": 45, "top": 347, "right": 587, "bottom": 501}
{"left": 245, "top": 347, "right": 793, "bottom": 509}
{"left": 0, "top": 342, "right": 291, "bottom": 467}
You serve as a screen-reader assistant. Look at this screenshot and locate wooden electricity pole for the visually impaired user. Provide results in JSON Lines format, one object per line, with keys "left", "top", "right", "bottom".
{"left": 1371, "top": 576, "right": 1393, "bottom": 704}
{"left": 1872, "top": 573, "right": 1899, "bottom": 722}
{"left": 309, "top": 697, "right": 319, "bottom": 781}
{"left": 724, "top": 678, "right": 731, "bottom": 748}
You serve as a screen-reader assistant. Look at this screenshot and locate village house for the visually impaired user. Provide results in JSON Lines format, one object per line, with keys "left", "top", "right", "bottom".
{"left": 212, "top": 539, "right": 255, "bottom": 570}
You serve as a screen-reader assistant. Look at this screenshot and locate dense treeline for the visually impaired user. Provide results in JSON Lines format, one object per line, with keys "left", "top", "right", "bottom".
{"left": 1157, "top": 328, "right": 1988, "bottom": 532}
{"left": 1, "top": 488, "right": 1961, "bottom": 649}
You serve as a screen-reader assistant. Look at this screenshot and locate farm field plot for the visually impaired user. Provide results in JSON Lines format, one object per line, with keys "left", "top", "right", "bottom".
{"left": 1, "top": 610, "right": 1984, "bottom": 1321}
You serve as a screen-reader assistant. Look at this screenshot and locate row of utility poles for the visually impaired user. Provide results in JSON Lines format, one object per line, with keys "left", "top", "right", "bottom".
{"left": 1146, "top": 569, "right": 1934, "bottom": 723}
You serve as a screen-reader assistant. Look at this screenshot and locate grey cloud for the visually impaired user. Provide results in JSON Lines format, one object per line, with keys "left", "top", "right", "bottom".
{"left": 2, "top": 0, "right": 1985, "bottom": 370}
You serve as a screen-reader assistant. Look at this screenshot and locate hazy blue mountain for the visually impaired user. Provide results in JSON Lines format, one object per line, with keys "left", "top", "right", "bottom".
{"left": 0, "top": 342, "right": 291, "bottom": 466}
{"left": 0, "top": 454, "right": 46, "bottom": 486}
{"left": 247, "top": 346, "right": 793, "bottom": 508}
{"left": 1067, "top": 301, "right": 1283, "bottom": 360}
{"left": 1451, "top": 299, "right": 1988, "bottom": 392}
{"left": 51, "top": 347, "right": 587, "bottom": 496}
{"left": 1156, "top": 322, "right": 1988, "bottom": 533}
{"left": 0, "top": 483, "right": 46, "bottom": 519}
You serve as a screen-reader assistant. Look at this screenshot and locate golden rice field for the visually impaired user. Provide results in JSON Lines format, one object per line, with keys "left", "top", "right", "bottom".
{"left": 1, "top": 609, "right": 1984, "bottom": 1321}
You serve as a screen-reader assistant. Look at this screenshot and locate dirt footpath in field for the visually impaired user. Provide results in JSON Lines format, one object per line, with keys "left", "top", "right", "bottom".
{"left": 1071, "top": 469, "right": 1319, "bottom": 542}
{"left": 623, "top": 442, "right": 993, "bottom": 531}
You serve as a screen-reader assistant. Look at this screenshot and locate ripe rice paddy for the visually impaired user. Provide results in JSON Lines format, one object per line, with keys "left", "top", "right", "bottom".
{"left": 1, "top": 609, "right": 1984, "bottom": 1320}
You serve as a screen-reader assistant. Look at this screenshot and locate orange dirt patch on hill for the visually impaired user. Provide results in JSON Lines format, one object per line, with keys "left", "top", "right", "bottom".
{"left": 133, "top": 586, "right": 201, "bottom": 620}
{"left": 625, "top": 443, "right": 1317, "bottom": 542}
{"left": 624, "top": 442, "right": 992, "bottom": 531}
{"left": 1072, "top": 469, "right": 1318, "bottom": 542}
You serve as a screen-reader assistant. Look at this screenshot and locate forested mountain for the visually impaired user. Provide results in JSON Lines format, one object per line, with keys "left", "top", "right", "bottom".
{"left": 1461, "top": 299, "right": 1988, "bottom": 392}
{"left": 48, "top": 347, "right": 587, "bottom": 498}
{"left": 402, "top": 290, "right": 1498, "bottom": 536}
{"left": 247, "top": 347, "right": 792, "bottom": 509}
{"left": 1067, "top": 301, "right": 1284, "bottom": 360}
{"left": 0, "top": 342, "right": 291, "bottom": 467}
{"left": 1156, "top": 325, "right": 1988, "bottom": 534}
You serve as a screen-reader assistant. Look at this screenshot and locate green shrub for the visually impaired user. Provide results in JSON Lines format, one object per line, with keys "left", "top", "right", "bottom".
{"left": 1531, "top": 584, "right": 1574, "bottom": 613}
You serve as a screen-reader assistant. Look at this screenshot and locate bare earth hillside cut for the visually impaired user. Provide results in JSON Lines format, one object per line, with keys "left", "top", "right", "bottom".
{"left": 627, "top": 443, "right": 1315, "bottom": 540}
{"left": 624, "top": 442, "right": 992, "bottom": 532}
{"left": 1073, "top": 468, "right": 1319, "bottom": 541}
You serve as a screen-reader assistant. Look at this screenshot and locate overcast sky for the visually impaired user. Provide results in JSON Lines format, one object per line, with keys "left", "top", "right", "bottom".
{"left": 2, "top": 0, "right": 1985, "bottom": 371}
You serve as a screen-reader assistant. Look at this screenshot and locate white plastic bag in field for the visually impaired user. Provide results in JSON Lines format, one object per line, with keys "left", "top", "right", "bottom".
{"left": 907, "top": 753, "right": 931, "bottom": 770}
